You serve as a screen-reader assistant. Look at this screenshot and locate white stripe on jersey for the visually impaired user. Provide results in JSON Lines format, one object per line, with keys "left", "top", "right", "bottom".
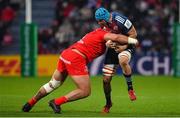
{"left": 115, "top": 16, "right": 125, "bottom": 24}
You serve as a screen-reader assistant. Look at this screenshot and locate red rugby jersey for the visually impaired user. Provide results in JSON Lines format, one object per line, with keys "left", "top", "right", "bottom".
{"left": 70, "top": 28, "right": 108, "bottom": 62}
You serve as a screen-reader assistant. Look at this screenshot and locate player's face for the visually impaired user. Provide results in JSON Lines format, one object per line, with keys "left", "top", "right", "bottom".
{"left": 97, "top": 20, "right": 108, "bottom": 28}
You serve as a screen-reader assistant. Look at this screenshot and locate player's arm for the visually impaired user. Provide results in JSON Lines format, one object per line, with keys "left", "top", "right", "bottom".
{"left": 112, "top": 26, "right": 137, "bottom": 53}
{"left": 104, "top": 32, "right": 138, "bottom": 45}
{"left": 127, "top": 26, "right": 137, "bottom": 38}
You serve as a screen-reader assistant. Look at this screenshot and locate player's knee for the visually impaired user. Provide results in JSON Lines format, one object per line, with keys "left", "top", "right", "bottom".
{"left": 81, "top": 88, "right": 91, "bottom": 98}
{"left": 84, "top": 90, "right": 91, "bottom": 97}
{"left": 102, "top": 65, "right": 116, "bottom": 77}
{"left": 119, "top": 59, "right": 128, "bottom": 67}
{"left": 118, "top": 51, "right": 131, "bottom": 67}
{"left": 43, "top": 78, "right": 61, "bottom": 93}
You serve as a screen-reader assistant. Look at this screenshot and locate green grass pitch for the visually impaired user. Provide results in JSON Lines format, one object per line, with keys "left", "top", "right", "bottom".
{"left": 0, "top": 75, "right": 180, "bottom": 117}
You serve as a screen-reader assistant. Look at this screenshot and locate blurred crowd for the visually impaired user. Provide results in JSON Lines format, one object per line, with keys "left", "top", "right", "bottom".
{"left": 39, "top": 0, "right": 178, "bottom": 55}
{"left": 0, "top": 0, "right": 23, "bottom": 46}
{"left": 0, "top": 0, "right": 178, "bottom": 55}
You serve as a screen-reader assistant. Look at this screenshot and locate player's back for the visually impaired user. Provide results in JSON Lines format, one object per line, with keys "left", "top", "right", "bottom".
{"left": 70, "top": 28, "right": 108, "bottom": 62}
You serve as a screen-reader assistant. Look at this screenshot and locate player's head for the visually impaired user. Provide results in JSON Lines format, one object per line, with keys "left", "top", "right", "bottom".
{"left": 95, "top": 7, "right": 110, "bottom": 22}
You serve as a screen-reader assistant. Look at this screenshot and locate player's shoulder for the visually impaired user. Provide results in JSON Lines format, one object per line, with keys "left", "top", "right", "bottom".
{"left": 88, "top": 28, "right": 108, "bottom": 37}
{"left": 112, "top": 11, "right": 128, "bottom": 20}
{"left": 112, "top": 11, "right": 132, "bottom": 29}
{"left": 94, "top": 28, "right": 109, "bottom": 33}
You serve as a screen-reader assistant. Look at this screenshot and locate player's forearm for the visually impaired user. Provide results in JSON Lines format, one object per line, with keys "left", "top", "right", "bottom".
{"left": 116, "top": 35, "right": 138, "bottom": 45}
{"left": 129, "top": 34, "right": 137, "bottom": 38}
{"left": 104, "top": 33, "right": 138, "bottom": 45}
{"left": 115, "top": 35, "right": 129, "bottom": 44}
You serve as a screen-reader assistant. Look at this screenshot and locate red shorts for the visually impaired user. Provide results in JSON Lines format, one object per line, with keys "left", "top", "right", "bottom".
{"left": 57, "top": 49, "right": 89, "bottom": 76}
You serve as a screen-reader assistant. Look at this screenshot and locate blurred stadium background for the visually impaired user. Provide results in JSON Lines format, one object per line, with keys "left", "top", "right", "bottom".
{"left": 0, "top": 0, "right": 180, "bottom": 117}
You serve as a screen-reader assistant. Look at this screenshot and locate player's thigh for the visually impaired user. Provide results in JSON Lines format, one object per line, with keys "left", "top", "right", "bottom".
{"left": 55, "top": 58, "right": 68, "bottom": 82}
{"left": 71, "top": 75, "right": 91, "bottom": 92}
{"left": 103, "top": 48, "right": 119, "bottom": 77}
{"left": 52, "top": 69, "right": 68, "bottom": 83}
{"left": 104, "top": 48, "right": 119, "bottom": 64}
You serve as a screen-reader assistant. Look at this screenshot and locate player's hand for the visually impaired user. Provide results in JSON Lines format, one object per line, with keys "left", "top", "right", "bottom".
{"left": 114, "top": 45, "right": 128, "bottom": 53}
{"left": 106, "top": 40, "right": 117, "bottom": 49}
{"left": 106, "top": 40, "right": 128, "bottom": 53}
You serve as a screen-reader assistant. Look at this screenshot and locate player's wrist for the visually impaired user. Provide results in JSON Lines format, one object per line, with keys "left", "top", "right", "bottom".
{"left": 128, "top": 37, "right": 138, "bottom": 45}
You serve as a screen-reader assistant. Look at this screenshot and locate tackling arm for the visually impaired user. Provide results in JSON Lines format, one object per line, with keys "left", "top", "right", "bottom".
{"left": 104, "top": 33, "right": 138, "bottom": 45}
{"left": 111, "top": 26, "right": 137, "bottom": 52}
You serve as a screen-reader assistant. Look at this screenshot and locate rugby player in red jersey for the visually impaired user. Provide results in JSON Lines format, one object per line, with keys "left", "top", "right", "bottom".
{"left": 22, "top": 27, "right": 138, "bottom": 114}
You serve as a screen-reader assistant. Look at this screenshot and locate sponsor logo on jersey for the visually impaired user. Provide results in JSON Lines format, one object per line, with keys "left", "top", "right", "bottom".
{"left": 115, "top": 16, "right": 125, "bottom": 24}
{"left": 124, "top": 19, "right": 132, "bottom": 29}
